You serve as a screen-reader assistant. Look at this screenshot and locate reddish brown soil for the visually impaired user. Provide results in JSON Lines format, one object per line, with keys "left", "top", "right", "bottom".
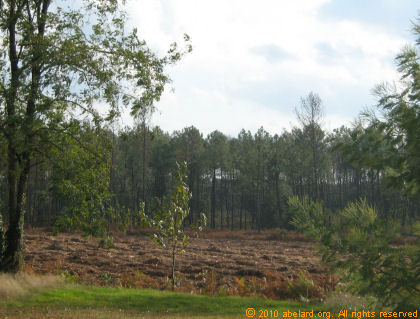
{"left": 23, "top": 229, "right": 332, "bottom": 296}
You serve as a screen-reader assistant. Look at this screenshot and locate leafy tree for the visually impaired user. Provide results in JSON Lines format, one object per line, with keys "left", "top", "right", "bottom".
{"left": 51, "top": 121, "right": 113, "bottom": 238}
{"left": 0, "top": 0, "right": 190, "bottom": 272}
{"left": 140, "top": 162, "right": 206, "bottom": 290}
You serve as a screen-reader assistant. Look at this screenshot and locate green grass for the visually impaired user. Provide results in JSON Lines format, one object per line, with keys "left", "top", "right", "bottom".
{"left": 0, "top": 284, "right": 324, "bottom": 318}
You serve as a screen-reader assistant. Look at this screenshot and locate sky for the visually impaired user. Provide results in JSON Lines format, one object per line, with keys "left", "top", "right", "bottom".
{"left": 121, "top": 0, "right": 419, "bottom": 137}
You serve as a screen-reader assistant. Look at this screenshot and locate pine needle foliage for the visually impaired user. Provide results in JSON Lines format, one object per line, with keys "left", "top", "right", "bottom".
{"left": 288, "top": 196, "right": 420, "bottom": 311}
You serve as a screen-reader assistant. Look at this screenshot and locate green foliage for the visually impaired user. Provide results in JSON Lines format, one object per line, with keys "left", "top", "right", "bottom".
{"left": 60, "top": 270, "right": 81, "bottom": 284}
{"left": 288, "top": 196, "right": 420, "bottom": 310}
{"left": 51, "top": 122, "right": 113, "bottom": 238}
{"left": 140, "top": 162, "right": 206, "bottom": 290}
{"left": 0, "top": 0, "right": 190, "bottom": 272}
{"left": 413, "top": 221, "right": 420, "bottom": 237}
{"left": 100, "top": 272, "right": 113, "bottom": 286}
{"left": 287, "top": 270, "right": 315, "bottom": 303}
{"left": 98, "top": 236, "right": 114, "bottom": 249}
{"left": 342, "top": 15, "right": 420, "bottom": 197}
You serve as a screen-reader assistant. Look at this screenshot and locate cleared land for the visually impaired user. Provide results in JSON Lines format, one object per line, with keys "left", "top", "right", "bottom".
{"left": 23, "top": 229, "right": 333, "bottom": 297}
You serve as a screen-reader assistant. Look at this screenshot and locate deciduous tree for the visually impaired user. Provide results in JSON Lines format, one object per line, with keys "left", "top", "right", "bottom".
{"left": 0, "top": 0, "right": 190, "bottom": 272}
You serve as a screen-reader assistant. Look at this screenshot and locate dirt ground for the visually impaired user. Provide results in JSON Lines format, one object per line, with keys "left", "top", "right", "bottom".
{"left": 23, "top": 229, "right": 332, "bottom": 296}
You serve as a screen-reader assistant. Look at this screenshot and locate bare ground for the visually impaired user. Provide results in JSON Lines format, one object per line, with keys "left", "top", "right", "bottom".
{"left": 23, "top": 229, "right": 333, "bottom": 296}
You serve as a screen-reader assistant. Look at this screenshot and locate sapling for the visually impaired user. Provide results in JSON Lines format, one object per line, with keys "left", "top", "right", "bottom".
{"left": 140, "top": 162, "right": 206, "bottom": 290}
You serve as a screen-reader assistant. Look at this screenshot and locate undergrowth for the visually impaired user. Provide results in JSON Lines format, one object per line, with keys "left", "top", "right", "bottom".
{"left": 117, "top": 268, "right": 336, "bottom": 302}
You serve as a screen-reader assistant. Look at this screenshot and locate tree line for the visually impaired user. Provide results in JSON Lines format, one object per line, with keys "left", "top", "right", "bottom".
{"left": 1, "top": 94, "right": 418, "bottom": 234}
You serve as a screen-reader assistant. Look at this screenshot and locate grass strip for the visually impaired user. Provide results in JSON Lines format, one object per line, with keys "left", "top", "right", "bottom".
{"left": 0, "top": 284, "right": 322, "bottom": 318}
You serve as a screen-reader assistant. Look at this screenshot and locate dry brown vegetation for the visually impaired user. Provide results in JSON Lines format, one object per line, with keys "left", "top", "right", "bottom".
{"left": 23, "top": 228, "right": 336, "bottom": 300}
{"left": 0, "top": 272, "right": 63, "bottom": 300}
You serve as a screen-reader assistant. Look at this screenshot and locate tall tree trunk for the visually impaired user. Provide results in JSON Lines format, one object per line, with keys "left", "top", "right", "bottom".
{"left": 2, "top": 158, "right": 30, "bottom": 272}
{"left": 196, "top": 170, "right": 200, "bottom": 226}
{"left": 225, "top": 174, "right": 229, "bottom": 229}
{"left": 244, "top": 207, "right": 247, "bottom": 230}
{"left": 231, "top": 184, "right": 234, "bottom": 230}
{"left": 142, "top": 121, "right": 147, "bottom": 204}
{"left": 2, "top": 0, "right": 50, "bottom": 272}
{"left": 220, "top": 171, "right": 223, "bottom": 230}
{"left": 211, "top": 169, "right": 216, "bottom": 229}
{"left": 239, "top": 192, "right": 243, "bottom": 230}
{"left": 275, "top": 170, "right": 282, "bottom": 224}
{"left": 2, "top": 1, "right": 25, "bottom": 272}
{"left": 189, "top": 171, "right": 194, "bottom": 225}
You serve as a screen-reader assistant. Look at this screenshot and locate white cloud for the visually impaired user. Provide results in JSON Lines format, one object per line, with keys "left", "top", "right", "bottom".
{"left": 124, "top": 0, "right": 411, "bottom": 136}
{"left": 150, "top": 86, "right": 297, "bottom": 137}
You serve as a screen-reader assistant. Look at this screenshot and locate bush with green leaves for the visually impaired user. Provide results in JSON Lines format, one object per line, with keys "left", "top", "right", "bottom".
{"left": 98, "top": 236, "right": 114, "bottom": 249}
{"left": 288, "top": 196, "right": 420, "bottom": 311}
{"left": 140, "top": 162, "right": 206, "bottom": 290}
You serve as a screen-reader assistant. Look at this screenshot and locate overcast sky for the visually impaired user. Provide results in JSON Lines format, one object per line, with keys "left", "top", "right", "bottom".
{"left": 121, "top": 0, "right": 419, "bottom": 137}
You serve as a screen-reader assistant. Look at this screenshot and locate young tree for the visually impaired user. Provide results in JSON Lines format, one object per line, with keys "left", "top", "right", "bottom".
{"left": 0, "top": 0, "right": 190, "bottom": 272}
{"left": 140, "top": 162, "right": 206, "bottom": 290}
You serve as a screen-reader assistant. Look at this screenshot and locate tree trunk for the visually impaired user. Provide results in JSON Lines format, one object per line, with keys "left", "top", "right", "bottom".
{"left": 2, "top": 0, "right": 50, "bottom": 272}
{"left": 275, "top": 170, "right": 282, "bottom": 221}
{"left": 220, "top": 171, "right": 223, "bottom": 230}
{"left": 2, "top": 156, "right": 30, "bottom": 272}
{"left": 211, "top": 169, "right": 216, "bottom": 229}
{"left": 239, "top": 192, "right": 243, "bottom": 230}
{"left": 231, "top": 189, "right": 234, "bottom": 230}
{"left": 2, "top": 1, "right": 26, "bottom": 271}
{"left": 171, "top": 243, "right": 176, "bottom": 291}
{"left": 142, "top": 121, "right": 147, "bottom": 204}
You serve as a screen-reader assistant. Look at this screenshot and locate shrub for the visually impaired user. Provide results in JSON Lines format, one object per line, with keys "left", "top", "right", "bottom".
{"left": 287, "top": 270, "right": 316, "bottom": 302}
{"left": 100, "top": 272, "right": 113, "bottom": 285}
{"left": 98, "top": 236, "right": 114, "bottom": 249}
{"left": 60, "top": 269, "right": 81, "bottom": 284}
{"left": 119, "top": 271, "right": 158, "bottom": 289}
